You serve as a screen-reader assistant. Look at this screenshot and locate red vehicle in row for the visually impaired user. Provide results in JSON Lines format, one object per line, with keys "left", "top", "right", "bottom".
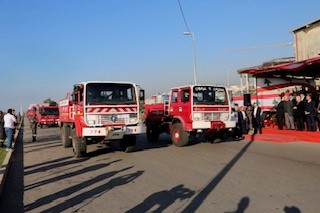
{"left": 145, "top": 85, "right": 235, "bottom": 146}
{"left": 59, "top": 81, "right": 145, "bottom": 157}
{"left": 36, "top": 105, "right": 59, "bottom": 128}
{"left": 26, "top": 104, "right": 59, "bottom": 128}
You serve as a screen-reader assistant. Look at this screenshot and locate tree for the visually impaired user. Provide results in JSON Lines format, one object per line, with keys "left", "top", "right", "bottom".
{"left": 43, "top": 98, "right": 57, "bottom": 106}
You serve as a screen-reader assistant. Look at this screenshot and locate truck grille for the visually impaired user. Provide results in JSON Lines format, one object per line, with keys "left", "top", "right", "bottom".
{"left": 85, "top": 113, "right": 137, "bottom": 126}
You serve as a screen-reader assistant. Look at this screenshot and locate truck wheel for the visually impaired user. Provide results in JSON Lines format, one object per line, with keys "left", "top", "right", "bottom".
{"left": 120, "top": 135, "right": 136, "bottom": 152}
{"left": 61, "top": 124, "right": 72, "bottom": 148}
{"left": 146, "top": 125, "right": 159, "bottom": 142}
{"left": 72, "top": 130, "right": 87, "bottom": 158}
{"left": 171, "top": 123, "right": 189, "bottom": 147}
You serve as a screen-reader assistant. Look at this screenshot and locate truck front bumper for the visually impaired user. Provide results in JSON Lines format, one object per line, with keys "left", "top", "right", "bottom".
{"left": 124, "top": 125, "right": 146, "bottom": 135}
{"left": 82, "top": 124, "right": 146, "bottom": 140}
{"left": 82, "top": 127, "right": 125, "bottom": 140}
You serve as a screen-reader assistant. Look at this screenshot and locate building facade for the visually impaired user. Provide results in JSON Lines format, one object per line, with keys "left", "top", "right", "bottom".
{"left": 292, "top": 18, "right": 320, "bottom": 61}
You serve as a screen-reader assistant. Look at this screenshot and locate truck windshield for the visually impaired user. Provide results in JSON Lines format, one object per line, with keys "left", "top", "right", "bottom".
{"left": 86, "top": 83, "right": 136, "bottom": 105}
{"left": 193, "top": 86, "right": 227, "bottom": 105}
{"left": 41, "top": 108, "right": 59, "bottom": 116}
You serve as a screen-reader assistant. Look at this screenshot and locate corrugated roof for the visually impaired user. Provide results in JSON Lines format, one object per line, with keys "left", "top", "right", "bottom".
{"left": 292, "top": 18, "right": 320, "bottom": 32}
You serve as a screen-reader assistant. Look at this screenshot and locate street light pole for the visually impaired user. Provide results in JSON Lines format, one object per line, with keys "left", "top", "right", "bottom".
{"left": 223, "top": 67, "right": 230, "bottom": 88}
{"left": 183, "top": 32, "right": 198, "bottom": 85}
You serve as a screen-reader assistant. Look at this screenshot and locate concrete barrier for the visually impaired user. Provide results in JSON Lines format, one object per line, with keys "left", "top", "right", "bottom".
{"left": 0, "top": 116, "right": 24, "bottom": 197}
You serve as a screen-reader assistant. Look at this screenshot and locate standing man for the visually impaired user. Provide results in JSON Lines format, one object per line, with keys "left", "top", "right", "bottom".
{"left": 294, "top": 96, "right": 304, "bottom": 131}
{"left": 246, "top": 105, "right": 254, "bottom": 135}
{"left": 283, "top": 95, "right": 295, "bottom": 130}
{"left": 300, "top": 92, "right": 307, "bottom": 129}
{"left": 29, "top": 107, "right": 38, "bottom": 142}
{"left": 233, "top": 104, "right": 243, "bottom": 140}
{"left": 4, "top": 109, "right": 17, "bottom": 151}
{"left": 240, "top": 106, "right": 248, "bottom": 134}
{"left": 276, "top": 95, "right": 285, "bottom": 130}
{"left": 0, "top": 111, "right": 5, "bottom": 147}
{"left": 253, "top": 102, "right": 262, "bottom": 134}
{"left": 305, "top": 93, "right": 316, "bottom": 131}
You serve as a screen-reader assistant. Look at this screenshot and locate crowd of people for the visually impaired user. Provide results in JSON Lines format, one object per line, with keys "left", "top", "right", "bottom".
{"left": 231, "top": 91, "right": 320, "bottom": 140}
{"left": 275, "top": 92, "right": 320, "bottom": 132}
{"left": 0, "top": 109, "right": 20, "bottom": 151}
{"left": 232, "top": 102, "right": 262, "bottom": 140}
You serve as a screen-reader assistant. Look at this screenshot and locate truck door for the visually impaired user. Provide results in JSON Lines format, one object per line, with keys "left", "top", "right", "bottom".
{"left": 169, "top": 89, "right": 179, "bottom": 116}
{"left": 72, "top": 85, "right": 84, "bottom": 120}
{"left": 170, "top": 88, "right": 192, "bottom": 123}
{"left": 179, "top": 88, "right": 192, "bottom": 123}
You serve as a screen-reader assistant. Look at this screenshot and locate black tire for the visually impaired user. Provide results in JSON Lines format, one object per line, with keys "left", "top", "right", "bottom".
{"left": 120, "top": 135, "right": 136, "bottom": 152}
{"left": 61, "top": 124, "right": 72, "bottom": 148}
{"left": 146, "top": 125, "right": 159, "bottom": 142}
{"left": 72, "top": 129, "right": 87, "bottom": 158}
{"left": 170, "top": 123, "right": 189, "bottom": 147}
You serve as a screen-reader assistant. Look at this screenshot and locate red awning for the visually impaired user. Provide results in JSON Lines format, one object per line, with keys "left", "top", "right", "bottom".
{"left": 238, "top": 56, "right": 320, "bottom": 78}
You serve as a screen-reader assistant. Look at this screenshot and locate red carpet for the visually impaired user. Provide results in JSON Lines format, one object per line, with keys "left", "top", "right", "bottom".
{"left": 244, "top": 127, "right": 320, "bottom": 143}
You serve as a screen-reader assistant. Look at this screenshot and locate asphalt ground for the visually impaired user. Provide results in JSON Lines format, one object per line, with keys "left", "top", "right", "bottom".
{"left": 0, "top": 121, "right": 319, "bottom": 213}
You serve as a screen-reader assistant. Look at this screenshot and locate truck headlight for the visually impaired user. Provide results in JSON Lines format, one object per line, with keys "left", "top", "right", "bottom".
{"left": 87, "top": 114, "right": 98, "bottom": 125}
{"left": 88, "top": 120, "right": 95, "bottom": 125}
{"left": 204, "top": 113, "right": 212, "bottom": 121}
{"left": 193, "top": 113, "right": 203, "bottom": 121}
{"left": 220, "top": 113, "right": 229, "bottom": 121}
{"left": 130, "top": 118, "right": 138, "bottom": 123}
{"left": 129, "top": 114, "right": 138, "bottom": 124}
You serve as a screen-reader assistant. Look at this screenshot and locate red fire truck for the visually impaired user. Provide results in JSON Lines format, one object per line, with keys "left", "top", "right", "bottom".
{"left": 145, "top": 85, "right": 235, "bottom": 146}
{"left": 59, "top": 81, "right": 145, "bottom": 157}
{"left": 36, "top": 105, "right": 59, "bottom": 128}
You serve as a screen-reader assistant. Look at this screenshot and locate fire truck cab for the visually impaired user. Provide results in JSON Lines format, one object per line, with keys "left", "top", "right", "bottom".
{"left": 145, "top": 85, "right": 235, "bottom": 147}
{"left": 59, "top": 81, "right": 145, "bottom": 157}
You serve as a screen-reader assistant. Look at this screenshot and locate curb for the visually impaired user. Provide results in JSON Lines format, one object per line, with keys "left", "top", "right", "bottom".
{"left": 0, "top": 117, "right": 24, "bottom": 198}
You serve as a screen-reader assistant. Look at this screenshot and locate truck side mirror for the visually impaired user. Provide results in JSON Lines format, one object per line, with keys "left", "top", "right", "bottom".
{"left": 72, "top": 93, "right": 78, "bottom": 103}
{"left": 139, "top": 89, "right": 145, "bottom": 101}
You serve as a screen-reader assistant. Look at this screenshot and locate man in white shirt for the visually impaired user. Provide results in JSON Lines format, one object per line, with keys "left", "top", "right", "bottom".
{"left": 4, "top": 109, "right": 17, "bottom": 151}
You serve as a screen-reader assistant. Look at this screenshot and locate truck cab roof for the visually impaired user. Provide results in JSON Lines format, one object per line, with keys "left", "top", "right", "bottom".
{"left": 170, "top": 85, "right": 226, "bottom": 90}
{"left": 78, "top": 81, "right": 137, "bottom": 87}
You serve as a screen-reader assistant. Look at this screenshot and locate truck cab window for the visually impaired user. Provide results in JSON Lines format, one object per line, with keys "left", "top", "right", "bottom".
{"left": 86, "top": 83, "right": 136, "bottom": 105}
{"left": 193, "top": 86, "right": 227, "bottom": 105}
{"left": 181, "top": 90, "right": 190, "bottom": 102}
{"left": 171, "top": 91, "right": 178, "bottom": 103}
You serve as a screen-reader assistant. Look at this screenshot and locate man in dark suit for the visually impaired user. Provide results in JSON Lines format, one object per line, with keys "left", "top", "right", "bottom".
{"left": 276, "top": 96, "right": 285, "bottom": 130}
{"left": 253, "top": 102, "right": 262, "bottom": 134}
{"left": 294, "top": 95, "right": 304, "bottom": 131}
{"left": 305, "top": 93, "right": 316, "bottom": 131}
{"left": 240, "top": 106, "right": 248, "bottom": 134}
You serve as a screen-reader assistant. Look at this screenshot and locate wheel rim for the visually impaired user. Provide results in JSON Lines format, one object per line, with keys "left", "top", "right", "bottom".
{"left": 173, "top": 129, "right": 180, "bottom": 142}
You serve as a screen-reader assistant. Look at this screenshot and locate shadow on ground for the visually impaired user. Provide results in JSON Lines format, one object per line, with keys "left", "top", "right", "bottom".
{"left": 126, "top": 184, "right": 195, "bottom": 213}
{"left": 25, "top": 169, "right": 144, "bottom": 213}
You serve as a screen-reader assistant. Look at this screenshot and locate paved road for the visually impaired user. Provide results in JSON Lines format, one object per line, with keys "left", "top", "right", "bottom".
{"left": 1, "top": 121, "right": 320, "bottom": 213}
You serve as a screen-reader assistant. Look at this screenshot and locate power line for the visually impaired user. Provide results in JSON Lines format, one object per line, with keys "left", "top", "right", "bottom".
{"left": 177, "top": 0, "right": 191, "bottom": 32}
{"left": 224, "top": 42, "right": 294, "bottom": 53}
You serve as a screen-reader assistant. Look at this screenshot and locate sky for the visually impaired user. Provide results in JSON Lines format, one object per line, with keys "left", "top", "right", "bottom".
{"left": 0, "top": 0, "right": 319, "bottom": 111}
